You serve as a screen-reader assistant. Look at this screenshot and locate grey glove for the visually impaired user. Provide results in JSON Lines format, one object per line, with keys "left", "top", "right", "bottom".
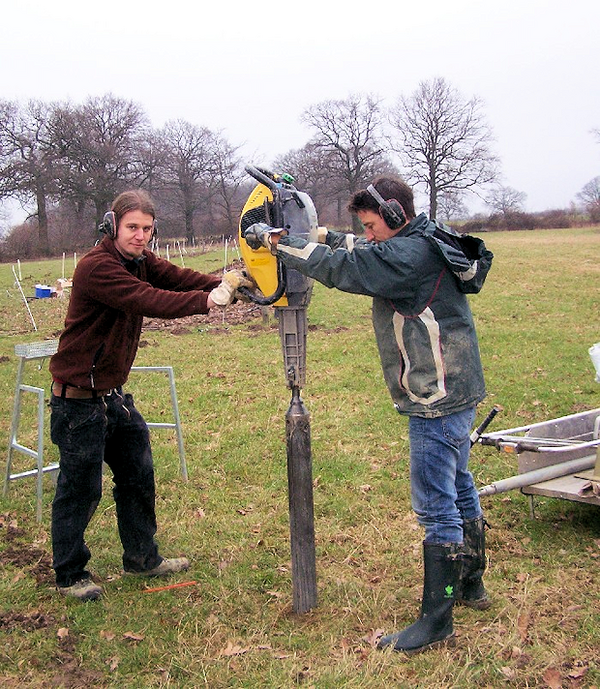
{"left": 244, "top": 223, "right": 287, "bottom": 254}
{"left": 209, "top": 270, "right": 256, "bottom": 307}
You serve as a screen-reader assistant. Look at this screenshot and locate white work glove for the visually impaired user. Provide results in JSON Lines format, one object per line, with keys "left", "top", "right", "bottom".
{"left": 209, "top": 270, "right": 256, "bottom": 307}
{"left": 317, "top": 226, "right": 328, "bottom": 243}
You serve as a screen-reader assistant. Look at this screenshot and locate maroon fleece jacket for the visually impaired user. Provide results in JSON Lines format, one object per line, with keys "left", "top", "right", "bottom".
{"left": 50, "top": 236, "right": 221, "bottom": 390}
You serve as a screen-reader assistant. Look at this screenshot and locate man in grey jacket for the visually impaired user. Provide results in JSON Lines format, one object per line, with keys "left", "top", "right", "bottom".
{"left": 245, "top": 176, "right": 493, "bottom": 654}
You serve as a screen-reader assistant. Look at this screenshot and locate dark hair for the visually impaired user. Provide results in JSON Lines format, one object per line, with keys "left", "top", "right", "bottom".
{"left": 111, "top": 189, "right": 156, "bottom": 228}
{"left": 348, "top": 176, "right": 415, "bottom": 220}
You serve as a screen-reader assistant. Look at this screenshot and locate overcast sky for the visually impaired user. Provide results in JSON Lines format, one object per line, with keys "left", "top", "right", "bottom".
{"left": 1, "top": 0, "right": 599, "bottom": 220}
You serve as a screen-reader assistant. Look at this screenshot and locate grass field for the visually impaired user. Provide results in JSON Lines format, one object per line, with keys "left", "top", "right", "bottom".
{"left": 0, "top": 227, "right": 599, "bottom": 687}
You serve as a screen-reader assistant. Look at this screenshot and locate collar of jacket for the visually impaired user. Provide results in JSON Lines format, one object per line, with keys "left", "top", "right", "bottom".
{"left": 101, "top": 234, "right": 147, "bottom": 267}
{"left": 398, "top": 212, "right": 429, "bottom": 237}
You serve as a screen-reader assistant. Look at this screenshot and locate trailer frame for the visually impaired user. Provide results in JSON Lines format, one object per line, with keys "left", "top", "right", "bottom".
{"left": 477, "top": 408, "right": 600, "bottom": 516}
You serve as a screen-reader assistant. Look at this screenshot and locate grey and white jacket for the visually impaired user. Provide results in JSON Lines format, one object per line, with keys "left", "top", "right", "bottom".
{"left": 275, "top": 213, "right": 493, "bottom": 418}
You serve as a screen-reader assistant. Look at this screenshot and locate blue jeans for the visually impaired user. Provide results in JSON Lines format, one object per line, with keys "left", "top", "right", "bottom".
{"left": 409, "top": 407, "right": 482, "bottom": 544}
{"left": 50, "top": 390, "right": 161, "bottom": 587}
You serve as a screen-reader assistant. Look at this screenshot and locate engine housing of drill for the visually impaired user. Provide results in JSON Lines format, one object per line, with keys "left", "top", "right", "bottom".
{"left": 239, "top": 166, "right": 319, "bottom": 388}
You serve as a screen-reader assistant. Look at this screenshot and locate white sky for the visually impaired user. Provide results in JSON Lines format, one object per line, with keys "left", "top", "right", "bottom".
{"left": 1, "top": 0, "right": 599, "bottom": 218}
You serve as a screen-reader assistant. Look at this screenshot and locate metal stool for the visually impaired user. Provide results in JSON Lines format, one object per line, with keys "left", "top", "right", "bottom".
{"left": 130, "top": 366, "right": 188, "bottom": 481}
{"left": 4, "top": 340, "right": 59, "bottom": 522}
{"left": 4, "top": 345, "right": 187, "bottom": 523}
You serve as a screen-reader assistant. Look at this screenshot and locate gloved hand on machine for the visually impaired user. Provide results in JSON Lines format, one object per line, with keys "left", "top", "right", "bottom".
{"left": 245, "top": 222, "right": 329, "bottom": 254}
{"left": 244, "top": 223, "right": 288, "bottom": 254}
{"left": 209, "top": 269, "right": 257, "bottom": 307}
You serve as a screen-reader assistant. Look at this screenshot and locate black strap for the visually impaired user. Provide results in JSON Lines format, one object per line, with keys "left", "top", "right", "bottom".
{"left": 53, "top": 381, "right": 99, "bottom": 398}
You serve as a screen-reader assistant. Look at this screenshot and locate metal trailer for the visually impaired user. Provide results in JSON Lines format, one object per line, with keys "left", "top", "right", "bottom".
{"left": 476, "top": 408, "right": 600, "bottom": 516}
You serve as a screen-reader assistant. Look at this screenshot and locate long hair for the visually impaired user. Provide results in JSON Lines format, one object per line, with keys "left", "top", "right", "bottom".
{"left": 111, "top": 190, "right": 156, "bottom": 228}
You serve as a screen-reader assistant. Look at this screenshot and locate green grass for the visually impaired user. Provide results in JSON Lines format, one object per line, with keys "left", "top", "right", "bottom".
{"left": 0, "top": 227, "right": 599, "bottom": 687}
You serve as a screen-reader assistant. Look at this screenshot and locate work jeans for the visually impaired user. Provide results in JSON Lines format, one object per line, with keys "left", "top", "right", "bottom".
{"left": 409, "top": 406, "right": 482, "bottom": 544}
{"left": 50, "top": 390, "right": 161, "bottom": 587}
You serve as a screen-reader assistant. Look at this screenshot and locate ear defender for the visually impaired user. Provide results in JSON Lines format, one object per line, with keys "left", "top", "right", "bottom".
{"left": 99, "top": 211, "right": 116, "bottom": 238}
{"left": 367, "top": 184, "right": 407, "bottom": 230}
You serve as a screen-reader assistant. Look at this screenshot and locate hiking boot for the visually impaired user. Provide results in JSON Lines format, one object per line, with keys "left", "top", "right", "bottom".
{"left": 125, "top": 557, "right": 190, "bottom": 577}
{"left": 58, "top": 578, "right": 103, "bottom": 601}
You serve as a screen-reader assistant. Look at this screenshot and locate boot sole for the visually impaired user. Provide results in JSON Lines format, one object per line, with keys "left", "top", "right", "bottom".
{"left": 57, "top": 585, "right": 103, "bottom": 601}
{"left": 397, "top": 633, "right": 457, "bottom": 656}
{"left": 456, "top": 597, "right": 492, "bottom": 610}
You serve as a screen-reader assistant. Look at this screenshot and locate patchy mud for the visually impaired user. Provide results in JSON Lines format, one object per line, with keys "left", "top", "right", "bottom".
{"left": 141, "top": 299, "right": 267, "bottom": 335}
{"left": 140, "top": 259, "right": 273, "bottom": 334}
{"left": 1, "top": 543, "right": 54, "bottom": 585}
{"left": 140, "top": 301, "right": 351, "bottom": 337}
{"left": 0, "top": 514, "right": 108, "bottom": 688}
{"left": 0, "top": 609, "right": 56, "bottom": 631}
{"left": 0, "top": 514, "right": 55, "bottom": 590}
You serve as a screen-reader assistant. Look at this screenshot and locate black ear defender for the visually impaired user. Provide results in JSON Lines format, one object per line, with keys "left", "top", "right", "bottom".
{"left": 98, "top": 211, "right": 117, "bottom": 238}
{"left": 98, "top": 211, "right": 157, "bottom": 240}
{"left": 367, "top": 184, "right": 407, "bottom": 230}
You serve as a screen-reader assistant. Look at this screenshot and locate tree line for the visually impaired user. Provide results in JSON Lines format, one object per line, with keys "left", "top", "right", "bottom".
{"left": 0, "top": 80, "right": 598, "bottom": 260}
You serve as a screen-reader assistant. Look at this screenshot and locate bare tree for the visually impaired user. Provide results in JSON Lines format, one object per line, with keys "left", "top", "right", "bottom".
{"left": 157, "top": 119, "right": 218, "bottom": 242}
{"left": 301, "top": 94, "right": 394, "bottom": 232}
{"left": 130, "top": 127, "right": 166, "bottom": 196}
{"left": 436, "top": 191, "right": 469, "bottom": 222}
{"left": 0, "top": 95, "right": 254, "bottom": 251}
{"left": 209, "top": 134, "right": 245, "bottom": 235}
{"left": 0, "top": 203, "right": 10, "bottom": 238}
{"left": 275, "top": 143, "right": 348, "bottom": 226}
{"left": 56, "top": 94, "right": 150, "bottom": 232}
{"left": 389, "top": 77, "right": 500, "bottom": 219}
{"left": 486, "top": 185, "right": 527, "bottom": 215}
{"left": 0, "top": 99, "right": 63, "bottom": 255}
{"left": 577, "top": 176, "right": 600, "bottom": 222}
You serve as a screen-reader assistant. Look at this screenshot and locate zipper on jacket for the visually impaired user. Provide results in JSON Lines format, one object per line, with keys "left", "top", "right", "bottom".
{"left": 89, "top": 343, "right": 105, "bottom": 388}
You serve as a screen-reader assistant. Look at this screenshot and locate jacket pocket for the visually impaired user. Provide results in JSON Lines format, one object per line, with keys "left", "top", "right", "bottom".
{"left": 393, "top": 308, "right": 447, "bottom": 405}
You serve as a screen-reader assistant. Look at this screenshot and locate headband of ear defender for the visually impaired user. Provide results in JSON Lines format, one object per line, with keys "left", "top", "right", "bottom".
{"left": 367, "top": 184, "right": 407, "bottom": 230}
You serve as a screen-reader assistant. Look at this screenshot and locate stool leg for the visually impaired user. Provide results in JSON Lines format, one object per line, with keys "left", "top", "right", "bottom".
{"left": 35, "top": 387, "right": 45, "bottom": 523}
{"left": 4, "top": 358, "right": 26, "bottom": 496}
{"left": 129, "top": 366, "right": 188, "bottom": 481}
{"left": 167, "top": 368, "right": 187, "bottom": 481}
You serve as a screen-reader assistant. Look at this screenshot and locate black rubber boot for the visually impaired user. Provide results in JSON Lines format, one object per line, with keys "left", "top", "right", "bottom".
{"left": 377, "top": 542, "right": 462, "bottom": 655}
{"left": 456, "top": 516, "right": 491, "bottom": 610}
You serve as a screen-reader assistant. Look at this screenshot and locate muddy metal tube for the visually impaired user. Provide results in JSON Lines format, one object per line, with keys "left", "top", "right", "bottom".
{"left": 478, "top": 456, "right": 596, "bottom": 496}
{"left": 280, "top": 308, "right": 317, "bottom": 613}
{"left": 285, "top": 381, "right": 317, "bottom": 613}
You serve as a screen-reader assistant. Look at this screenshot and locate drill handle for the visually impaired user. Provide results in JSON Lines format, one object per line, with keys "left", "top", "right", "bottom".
{"left": 237, "top": 260, "right": 287, "bottom": 306}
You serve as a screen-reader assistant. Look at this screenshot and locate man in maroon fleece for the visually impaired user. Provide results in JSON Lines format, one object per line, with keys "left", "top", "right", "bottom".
{"left": 49, "top": 189, "right": 251, "bottom": 601}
